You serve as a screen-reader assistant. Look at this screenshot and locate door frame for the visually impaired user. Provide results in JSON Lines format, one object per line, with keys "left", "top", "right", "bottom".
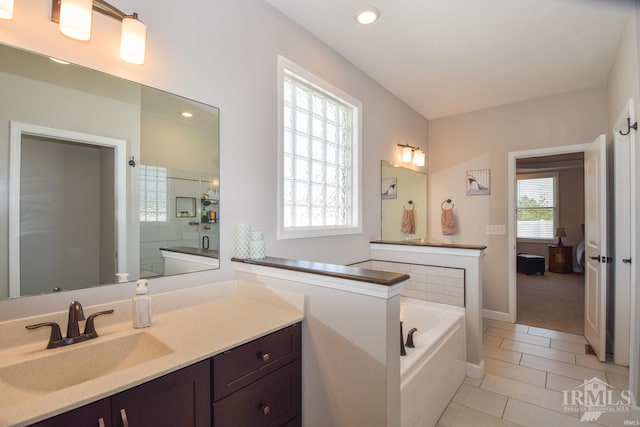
{"left": 8, "top": 121, "right": 128, "bottom": 298}
{"left": 507, "top": 143, "right": 588, "bottom": 323}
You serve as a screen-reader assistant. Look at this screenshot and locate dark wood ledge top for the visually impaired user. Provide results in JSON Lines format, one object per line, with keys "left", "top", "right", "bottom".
{"left": 160, "top": 246, "right": 220, "bottom": 259}
{"left": 370, "top": 239, "right": 487, "bottom": 251}
{"left": 232, "top": 256, "right": 410, "bottom": 286}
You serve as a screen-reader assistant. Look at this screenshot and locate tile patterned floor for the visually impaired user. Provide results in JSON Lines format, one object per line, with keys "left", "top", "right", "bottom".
{"left": 436, "top": 319, "right": 640, "bottom": 427}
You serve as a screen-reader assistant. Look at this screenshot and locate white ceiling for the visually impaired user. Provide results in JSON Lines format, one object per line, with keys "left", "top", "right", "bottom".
{"left": 266, "top": 0, "right": 632, "bottom": 119}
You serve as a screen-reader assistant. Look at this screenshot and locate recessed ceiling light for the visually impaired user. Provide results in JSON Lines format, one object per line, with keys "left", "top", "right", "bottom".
{"left": 181, "top": 111, "right": 193, "bottom": 118}
{"left": 355, "top": 6, "right": 380, "bottom": 25}
{"left": 49, "top": 57, "right": 70, "bottom": 65}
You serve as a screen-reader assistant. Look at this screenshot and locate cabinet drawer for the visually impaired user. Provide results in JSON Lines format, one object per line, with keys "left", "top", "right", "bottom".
{"left": 213, "top": 359, "right": 301, "bottom": 427}
{"left": 213, "top": 323, "right": 301, "bottom": 400}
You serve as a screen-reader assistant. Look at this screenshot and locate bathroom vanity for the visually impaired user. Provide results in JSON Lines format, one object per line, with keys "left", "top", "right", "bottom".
{"left": 0, "top": 281, "right": 304, "bottom": 427}
{"left": 30, "top": 324, "right": 301, "bottom": 427}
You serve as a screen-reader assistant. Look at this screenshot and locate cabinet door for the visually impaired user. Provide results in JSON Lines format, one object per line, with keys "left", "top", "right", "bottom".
{"left": 28, "top": 398, "right": 111, "bottom": 427}
{"left": 111, "top": 360, "right": 210, "bottom": 427}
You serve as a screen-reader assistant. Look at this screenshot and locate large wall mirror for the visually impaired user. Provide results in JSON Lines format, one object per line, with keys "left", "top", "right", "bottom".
{"left": 0, "top": 43, "right": 220, "bottom": 300}
{"left": 381, "top": 160, "right": 427, "bottom": 241}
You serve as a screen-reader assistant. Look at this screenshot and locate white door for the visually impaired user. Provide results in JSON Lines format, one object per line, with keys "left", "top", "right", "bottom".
{"left": 584, "top": 134, "right": 608, "bottom": 362}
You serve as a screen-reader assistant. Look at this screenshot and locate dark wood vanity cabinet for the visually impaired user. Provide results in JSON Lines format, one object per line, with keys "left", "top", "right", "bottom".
{"left": 110, "top": 360, "right": 210, "bottom": 427}
{"left": 28, "top": 398, "right": 112, "bottom": 427}
{"left": 29, "top": 360, "right": 209, "bottom": 427}
{"left": 29, "top": 323, "right": 301, "bottom": 427}
{"left": 212, "top": 323, "right": 302, "bottom": 427}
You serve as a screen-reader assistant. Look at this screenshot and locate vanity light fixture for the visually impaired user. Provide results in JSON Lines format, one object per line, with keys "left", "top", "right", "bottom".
{"left": 397, "top": 143, "right": 426, "bottom": 167}
{"left": 0, "top": 0, "right": 13, "bottom": 19}
{"left": 354, "top": 6, "right": 380, "bottom": 25}
{"left": 51, "top": 0, "right": 147, "bottom": 65}
{"left": 413, "top": 149, "right": 426, "bottom": 167}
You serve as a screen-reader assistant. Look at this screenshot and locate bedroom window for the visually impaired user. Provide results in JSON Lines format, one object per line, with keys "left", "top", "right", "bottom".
{"left": 516, "top": 173, "right": 558, "bottom": 240}
{"left": 277, "top": 56, "right": 362, "bottom": 239}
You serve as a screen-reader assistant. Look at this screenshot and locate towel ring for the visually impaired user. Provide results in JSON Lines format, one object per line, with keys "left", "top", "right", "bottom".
{"left": 404, "top": 200, "right": 415, "bottom": 210}
{"left": 441, "top": 199, "right": 454, "bottom": 209}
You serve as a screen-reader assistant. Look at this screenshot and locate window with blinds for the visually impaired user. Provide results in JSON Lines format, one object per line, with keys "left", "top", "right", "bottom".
{"left": 278, "top": 57, "right": 362, "bottom": 239}
{"left": 516, "top": 174, "right": 557, "bottom": 239}
{"left": 140, "top": 165, "right": 168, "bottom": 222}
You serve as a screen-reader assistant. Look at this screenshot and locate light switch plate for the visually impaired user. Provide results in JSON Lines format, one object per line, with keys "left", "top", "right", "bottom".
{"left": 486, "top": 225, "right": 506, "bottom": 235}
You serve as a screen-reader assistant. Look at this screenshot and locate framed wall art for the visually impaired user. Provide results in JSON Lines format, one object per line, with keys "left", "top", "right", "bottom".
{"left": 466, "top": 169, "right": 490, "bottom": 196}
{"left": 381, "top": 177, "right": 397, "bottom": 199}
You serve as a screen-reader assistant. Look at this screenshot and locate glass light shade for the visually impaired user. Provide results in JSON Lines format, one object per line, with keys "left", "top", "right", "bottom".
{"left": 402, "top": 146, "right": 413, "bottom": 162}
{"left": 120, "top": 15, "right": 146, "bottom": 65}
{"left": 413, "top": 149, "right": 425, "bottom": 167}
{"left": 0, "top": 0, "right": 14, "bottom": 20}
{"left": 59, "top": 0, "right": 93, "bottom": 41}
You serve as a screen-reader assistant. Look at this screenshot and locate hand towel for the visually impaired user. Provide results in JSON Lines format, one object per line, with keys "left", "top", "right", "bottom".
{"left": 401, "top": 208, "right": 415, "bottom": 234}
{"left": 441, "top": 207, "right": 456, "bottom": 235}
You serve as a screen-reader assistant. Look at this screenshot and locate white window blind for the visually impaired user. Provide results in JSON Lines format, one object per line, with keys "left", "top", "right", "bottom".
{"left": 278, "top": 57, "right": 361, "bottom": 239}
{"left": 516, "top": 175, "right": 557, "bottom": 239}
{"left": 140, "top": 165, "right": 168, "bottom": 222}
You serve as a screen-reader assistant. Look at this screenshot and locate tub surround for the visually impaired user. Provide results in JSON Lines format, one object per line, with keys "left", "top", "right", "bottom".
{"left": 233, "top": 256, "right": 407, "bottom": 427}
{"left": 0, "top": 281, "right": 304, "bottom": 427}
{"left": 161, "top": 247, "right": 221, "bottom": 274}
{"left": 369, "top": 241, "right": 486, "bottom": 379}
{"left": 160, "top": 246, "right": 220, "bottom": 258}
{"left": 370, "top": 239, "right": 487, "bottom": 251}
{"left": 400, "top": 298, "right": 466, "bottom": 427}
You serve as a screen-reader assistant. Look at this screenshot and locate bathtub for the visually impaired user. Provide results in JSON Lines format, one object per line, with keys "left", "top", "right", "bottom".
{"left": 400, "top": 297, "right": 466, "bottom": 427}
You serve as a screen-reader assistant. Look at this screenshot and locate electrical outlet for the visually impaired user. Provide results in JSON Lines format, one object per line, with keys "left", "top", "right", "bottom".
{"left": 486, "top": 225, "right": 506, "bottom": 235}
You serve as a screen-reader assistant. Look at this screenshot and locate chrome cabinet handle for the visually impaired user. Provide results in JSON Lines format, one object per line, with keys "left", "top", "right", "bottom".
{"left": 259, "top": 352, "right": 270, "bottom": 362}
{"left": 120, "top": 408, "right": 129, "bottom": 427}
{"left": 260, "top": 404, "right": 271, "bottom": 415}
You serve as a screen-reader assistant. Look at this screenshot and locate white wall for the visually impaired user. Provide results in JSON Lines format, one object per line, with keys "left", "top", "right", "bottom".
{"left": 606, "top": 3, "right": 640, "bottom": 406}
{"left": 428, "top": 88, "right": 608, "bottom": 314}
{"left": 0, "top": 0, "right": 427, "bottom": 317}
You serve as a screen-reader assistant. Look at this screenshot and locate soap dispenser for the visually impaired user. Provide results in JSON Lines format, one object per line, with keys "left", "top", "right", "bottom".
{"left": 133, "top": 279, "right": 151, "bottom": 328}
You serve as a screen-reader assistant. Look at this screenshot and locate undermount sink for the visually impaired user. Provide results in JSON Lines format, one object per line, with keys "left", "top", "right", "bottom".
{"left": 0, "top": 331, "right": 173, "bottom": 408}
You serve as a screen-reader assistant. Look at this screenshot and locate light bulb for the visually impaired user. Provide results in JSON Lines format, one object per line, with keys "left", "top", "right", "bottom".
{"left": 402, "top": 146, "right": 413, "bottom": 163}
{"left": 355, "top": 6, "right": 380, "bottom": 25}
{"left": 120, "top": 14, "right": 146, "bottom": 65}
{"left": 0, "top": 0, "right": 14, "bottom": 20}
{"left": 59, "top": 0, "right": 93, "bottom": 41}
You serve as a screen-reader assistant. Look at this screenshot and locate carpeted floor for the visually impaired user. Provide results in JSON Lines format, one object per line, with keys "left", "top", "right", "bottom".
{"left": 516, "top": 271, "right": 585, "bottom": 335}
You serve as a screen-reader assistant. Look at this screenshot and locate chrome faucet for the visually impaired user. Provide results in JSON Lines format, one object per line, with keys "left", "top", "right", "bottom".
{"left": 26, "top": 301, "right": 114, "bottom": 349}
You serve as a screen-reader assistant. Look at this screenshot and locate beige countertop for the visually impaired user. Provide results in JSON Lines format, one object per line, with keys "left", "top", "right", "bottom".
{"left": 0, "top": 281, "right": 304, "bottom": 427}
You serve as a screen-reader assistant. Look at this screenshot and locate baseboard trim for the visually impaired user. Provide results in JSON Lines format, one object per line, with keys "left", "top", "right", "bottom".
{"left": 466, "top": 360, "right": 485, "bottom": 379}
{"left": 482, "top": 309, "right": 510, "bottom": 322}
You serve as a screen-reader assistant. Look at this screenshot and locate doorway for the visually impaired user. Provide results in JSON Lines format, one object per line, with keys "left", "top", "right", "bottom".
{"left": 514, "top": 153, "right": 585, "bottom": 335}
{"left": 8, "top": 122, "right": 128, "bottom": 297}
